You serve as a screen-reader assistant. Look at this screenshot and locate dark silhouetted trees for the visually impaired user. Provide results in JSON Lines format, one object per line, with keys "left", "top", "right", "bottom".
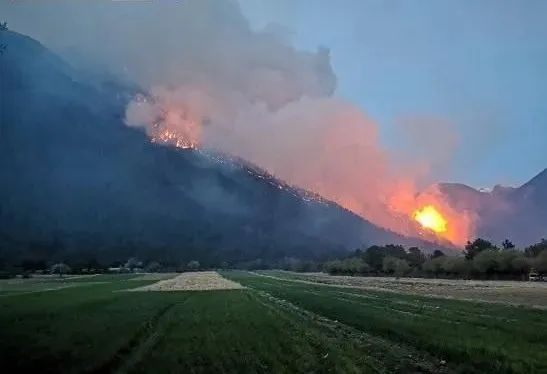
{"left": 431, "top": 249, "right": 445, "bottom": 259}
{"left": 51, "top": 263, "right": 71, "bottom": 277}
{"left": 525, "top": 239, "right": 547, "bottom": 257}
{"left": 324, "top": 258, "right": 370, "bottom": 275}
{"left": 465, "top": 238, "right": 497, "bottom": 260}
{"left": 321, "top": 238, "right": 547, "bottom": 280}
{"left": 502, "top": 239, "right": 515, "bottom": 250}
{"left": 186, "top": 260, "right": 200, "bottom": 271}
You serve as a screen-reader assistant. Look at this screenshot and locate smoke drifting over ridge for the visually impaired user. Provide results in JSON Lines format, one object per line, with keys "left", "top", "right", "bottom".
{"left": 1, "top": 0, "right": 472, "bottom": 245}
{"left": 120, "top": 0, "right": 420, "bottom": 239}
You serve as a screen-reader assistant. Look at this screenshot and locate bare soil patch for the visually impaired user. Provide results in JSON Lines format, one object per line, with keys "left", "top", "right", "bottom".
{"left": 269, "top": 271, "right": 547, "bottom": 308}
{"left": 131, "top": 271, "right": 244, "bottom": 291}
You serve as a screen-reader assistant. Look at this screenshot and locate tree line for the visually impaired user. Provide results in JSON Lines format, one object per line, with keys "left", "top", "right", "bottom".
{"left": 321, "top": 239, "right": 547, "bottom": 280}
{"left": 0, "top": 256, "right": 205, "bottom": 279}
{"left": 2, "top": 237, "right": 546, "bottom": 280}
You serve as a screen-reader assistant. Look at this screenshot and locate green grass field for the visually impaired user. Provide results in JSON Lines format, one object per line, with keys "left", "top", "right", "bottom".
{"left": 0, "top": 272, "right": 545, "bottom": 373}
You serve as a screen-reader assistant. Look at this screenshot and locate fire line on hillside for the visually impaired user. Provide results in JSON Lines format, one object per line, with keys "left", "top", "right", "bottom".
{"left": 141, "top": 101, "right": 472, "bottom": 248}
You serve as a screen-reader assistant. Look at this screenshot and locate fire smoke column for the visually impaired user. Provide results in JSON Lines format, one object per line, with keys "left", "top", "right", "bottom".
{"left": 118, "top": 0, "right": 472, "bottom": 245}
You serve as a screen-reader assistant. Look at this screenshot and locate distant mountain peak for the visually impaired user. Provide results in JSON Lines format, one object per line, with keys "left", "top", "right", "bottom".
{"left": 521, "top": 168, "right": 547, "bottom": 189}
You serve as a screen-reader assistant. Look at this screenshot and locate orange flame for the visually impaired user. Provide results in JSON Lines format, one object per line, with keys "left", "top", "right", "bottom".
{"left": 151, "top": 129, "right": 199, "bottom": 149}
{"left": 387, "top": 184, "right": 474, "bottom": 247}
{"left": 413, "top": 205, "right": 448, "bottom": 233}
{"left": 149, "top": 107, "right": 202, "bottom": 149}
{"left": 131, "top": 93, "right": 474, "bottom": 247}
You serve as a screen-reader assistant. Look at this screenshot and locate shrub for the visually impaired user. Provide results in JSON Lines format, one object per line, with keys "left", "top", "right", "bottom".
{"left": 0, "top": 271, "right": 14, "bottom": 279}
{"left": 383, "top": 256, "right": 410, "bottom": 277}
{"left": 472, "top": 250, "right": 499, "bottom": 274}
{"left": 465, "top": 238, "right": 497, "bottom": 260}
{"left": 125, "top": 257, "right": 142, "bottom": 271}
{"left": 145, "top": 261, "right": 162, "bottom": 273}
{"left": 431, "top": 249, "right": 445, "bottom": 259}
{"left": 440, "top": 256, "right": 468, "bottom": 276}
{"left": 422, "top": 257, "right": 445, "bottom": 275}
{"left": 524, "top": 239, "right": 547, "bottom": 258}
{"left": 186, "top": 260, "right": 200, "bottom": 271}
{"left": 50, "top": 263, "right": 71, "bottom": 277}
{"left": 496, "top": 250, "right": 530, "bottom": 275}
{"left": 511, "top": 254, "right": 531, "bottom": 274}
{"left": 533, "top": 251, "right": 547, "bottom": 273}
{"left": 324, "top": 258, "right": 370, "bottom": 275}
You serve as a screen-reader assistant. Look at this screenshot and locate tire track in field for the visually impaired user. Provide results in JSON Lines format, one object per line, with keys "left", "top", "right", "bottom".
{"left": 257, "top": 274, "right": 533, "bottom": 337}
{"left": 246, "top": 290, "right": 381, "bottom": 374}
{"left": 300, "top": 287, "right": 531, "bottom": 331}
{"left": 247, "top": 288, "right": 449, "bottom": 374}
{"left": 245, "top": 273, "right": 547, "bottom": 373}
{"left": 88, "top": 296, "right": 191, "bottom": 374}
{"left": 332, "top": 290, "right": 523, "bottom": 327}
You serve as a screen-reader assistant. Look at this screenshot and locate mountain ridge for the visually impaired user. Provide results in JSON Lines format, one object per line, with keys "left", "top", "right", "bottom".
{"left": 432, "top": 169, "right": 547, "bottom": 246}
{"left": 0, "top": 30, "right": 443, "bottom": 267}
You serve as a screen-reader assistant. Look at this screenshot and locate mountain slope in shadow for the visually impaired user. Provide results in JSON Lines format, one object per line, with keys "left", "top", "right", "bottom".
{"left": 0, "top": 30, "right": 439, "bottom": 266}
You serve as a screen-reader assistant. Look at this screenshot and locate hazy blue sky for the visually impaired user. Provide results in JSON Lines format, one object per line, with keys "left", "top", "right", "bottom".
{"left": 240, "top": 0, "right": 547, "bottom": 188}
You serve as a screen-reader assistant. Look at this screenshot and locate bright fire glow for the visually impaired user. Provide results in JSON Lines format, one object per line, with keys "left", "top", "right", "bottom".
{"left": 413, "top": 205, "right": 448, "bottom": 233}
{"left": 148, "top": 107, "right": 202, "bottom": 150}
{"left": 151, "top": 129, "right": 198, "bottom": 149}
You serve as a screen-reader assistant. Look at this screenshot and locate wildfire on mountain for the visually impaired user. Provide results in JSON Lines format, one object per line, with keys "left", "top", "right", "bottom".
{"left": 151, "top": 129, "right": 198, "bottom": 150}
{"left": 127, "top": 96, "right": 473, "bottom": 248}
{"left": 413, "top": 205, "right": 448, "bottom": 233}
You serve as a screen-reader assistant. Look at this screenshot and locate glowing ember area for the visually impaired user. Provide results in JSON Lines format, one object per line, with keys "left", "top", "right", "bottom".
{"left": 147, "top": 106, "right": 202, "bottom": 150}
{"left": 126, "top": 93, "right": 474, "bottom": 247}
{"left": 151, "top": 129, "right": 198, "bottom": 149}
{"left": 413, "top": 205, "right": 448, "bottom": 233}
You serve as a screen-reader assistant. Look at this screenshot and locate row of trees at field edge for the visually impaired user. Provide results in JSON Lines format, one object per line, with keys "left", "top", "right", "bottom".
{"left": 322, "top": 239, "right": 547, "bottom": 280}
{"left": 0, "top": 257, "right": 204, "bottom": 279}
{"left": 3, "top": 238, "right": 546, "bottom": 280}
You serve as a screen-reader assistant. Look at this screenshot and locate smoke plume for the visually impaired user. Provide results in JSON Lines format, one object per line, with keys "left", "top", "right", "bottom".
{"left": 1, "top": 0, "right": 473, "bottom": 245}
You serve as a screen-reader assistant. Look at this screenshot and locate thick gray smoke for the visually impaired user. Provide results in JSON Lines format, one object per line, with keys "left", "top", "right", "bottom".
{"left": 117, "top": 0, "right": 405, "bottom": 230}
{"left": 1, "top": 0, "right": 468, "bottom": 242}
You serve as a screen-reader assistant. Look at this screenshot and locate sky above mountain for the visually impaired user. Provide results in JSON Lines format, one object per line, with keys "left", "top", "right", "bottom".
{"left": 240, "top": 0, "right": 547, "bottom": 188}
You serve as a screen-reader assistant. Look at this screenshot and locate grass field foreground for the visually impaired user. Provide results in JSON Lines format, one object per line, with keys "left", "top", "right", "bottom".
{"left": 222, "top": 271, "right": 547, "bottom": 373}
{"left": 1, "top": 271, "right": 546, "bottom": 373}
{"left": 0, "top": 273, "right": 402, "bottom": 373}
